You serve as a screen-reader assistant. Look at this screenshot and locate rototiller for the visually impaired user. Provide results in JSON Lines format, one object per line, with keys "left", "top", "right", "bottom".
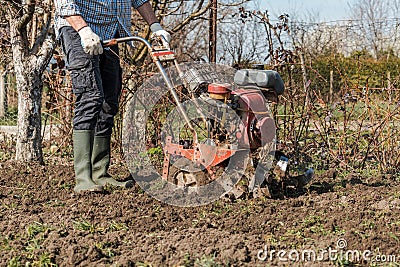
{"left": 104, "top": 36, "right": 285, "bottom": 197}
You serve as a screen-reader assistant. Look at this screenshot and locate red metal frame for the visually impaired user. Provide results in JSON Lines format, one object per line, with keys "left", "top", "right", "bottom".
{"left": 162, "top": 136, "right": 237, "bottom": 180}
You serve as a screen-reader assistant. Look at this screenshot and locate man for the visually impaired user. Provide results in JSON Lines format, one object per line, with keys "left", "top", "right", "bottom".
{"left": 54, "top": 0, "right": 171, "bottom": 193}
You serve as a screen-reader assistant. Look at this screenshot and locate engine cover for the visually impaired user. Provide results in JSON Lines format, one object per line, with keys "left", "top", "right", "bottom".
{"left": 234, "top": 69, "right": 285, "bottom": 95}
{"left": 232, "top": 89, "right": 276, "bottom": 149}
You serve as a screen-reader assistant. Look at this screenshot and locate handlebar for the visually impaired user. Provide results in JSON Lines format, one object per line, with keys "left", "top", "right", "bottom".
{"left": 102, "top": 35, "right": 196, "bottom": 134}
{"left": 102, "top": 36, "right": 153, "bottom": 49}
{"left": 102, "top": 35, "right": 171, "bottom": 52}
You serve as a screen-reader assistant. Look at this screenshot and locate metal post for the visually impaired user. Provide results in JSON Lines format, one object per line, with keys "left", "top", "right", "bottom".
{"left": 209, "top": 0, "right": 217, "bottom": 63}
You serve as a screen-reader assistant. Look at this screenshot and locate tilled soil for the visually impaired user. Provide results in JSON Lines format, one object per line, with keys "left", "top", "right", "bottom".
{"left": 1, "top": 160, "right": 400, "bottom": 266}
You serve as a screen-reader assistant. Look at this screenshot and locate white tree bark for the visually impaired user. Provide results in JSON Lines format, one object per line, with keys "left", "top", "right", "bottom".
{"left": 7, "top": 0, "right": 55, "bottom": 163}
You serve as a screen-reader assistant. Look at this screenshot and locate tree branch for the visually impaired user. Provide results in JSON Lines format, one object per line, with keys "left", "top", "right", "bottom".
{"left": 3, "top": 0, "right": 21, "bottom": 10}
{"left": 35, "top": 32, "right": 55, "bottom": 74}
{"left": 30, "top": 8, "right": 51, "bottom": 55}
{"left": 16, "top": 0, "right": 35, "bottom": 31}
{"left": 172, "top": 0, "right": 211, "bottom": 33}
{"left": 219, "top": 0, "right": 250, "bottom": 7}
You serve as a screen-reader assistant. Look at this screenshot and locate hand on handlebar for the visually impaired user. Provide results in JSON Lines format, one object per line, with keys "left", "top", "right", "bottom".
{"left": 150, "top": 23, "right": 171, "bottom": 47}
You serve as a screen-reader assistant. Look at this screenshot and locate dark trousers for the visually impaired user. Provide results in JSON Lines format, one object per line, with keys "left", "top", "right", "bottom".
{"left": 60, "top": 26, "right": 122, "bottom": 136}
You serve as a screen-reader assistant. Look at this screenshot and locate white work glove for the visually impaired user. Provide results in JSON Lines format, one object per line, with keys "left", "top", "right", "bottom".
{"left": 78, "top": 26, "right": 103, "bottom": 55}
{"left": 150, "top": 23, "right": 171, "bottom": 46}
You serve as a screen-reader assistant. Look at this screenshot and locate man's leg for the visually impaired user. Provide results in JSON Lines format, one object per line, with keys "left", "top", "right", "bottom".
{"left": 60, "top": 26, "right": 104, "bottom": 193}
{"left": 92, "top": 45, "right": 133, "bottom": 188}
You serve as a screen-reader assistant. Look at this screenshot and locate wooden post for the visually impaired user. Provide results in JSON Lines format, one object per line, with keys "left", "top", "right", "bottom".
{"left": 330, "top": 70, "right": 334, "bottom": 104}
{"left": 299, "top": 51, "right": 308, "bottom": 106}
{"left": 209, "top": 0, "right": 217, "bottom": 63}
{"left": 0, "top": 71, "right": 6, "bottom": 118}
{"left": 387, "top": 71, "right": 391, "bottom": 102}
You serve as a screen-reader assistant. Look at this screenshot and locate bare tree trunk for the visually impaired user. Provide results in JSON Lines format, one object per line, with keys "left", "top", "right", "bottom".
{"left": 10, "top": 23, "right": 43, "bottom": 163}
{"left": 8, "top": 11, "right": 55, "bottom": 163}
{"left": 15, "top": 68, "right": 44, "bottom": 163}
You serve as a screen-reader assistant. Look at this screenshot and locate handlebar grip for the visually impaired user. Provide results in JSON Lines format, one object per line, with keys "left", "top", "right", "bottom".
{"left": 102, "top": 39, "right": 118, "bottom": 47}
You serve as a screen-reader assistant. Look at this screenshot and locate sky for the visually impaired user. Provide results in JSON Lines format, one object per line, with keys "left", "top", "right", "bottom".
{"left": 255, "top": 0, "right": 356, "bottom": 22}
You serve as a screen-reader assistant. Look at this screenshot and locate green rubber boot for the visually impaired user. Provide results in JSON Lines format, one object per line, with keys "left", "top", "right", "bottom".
{"left": 73, "top": 130, "right": 103, "bottom": 193}
{"left": 92, "top": 135, "right": 133, "bottom": 188}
